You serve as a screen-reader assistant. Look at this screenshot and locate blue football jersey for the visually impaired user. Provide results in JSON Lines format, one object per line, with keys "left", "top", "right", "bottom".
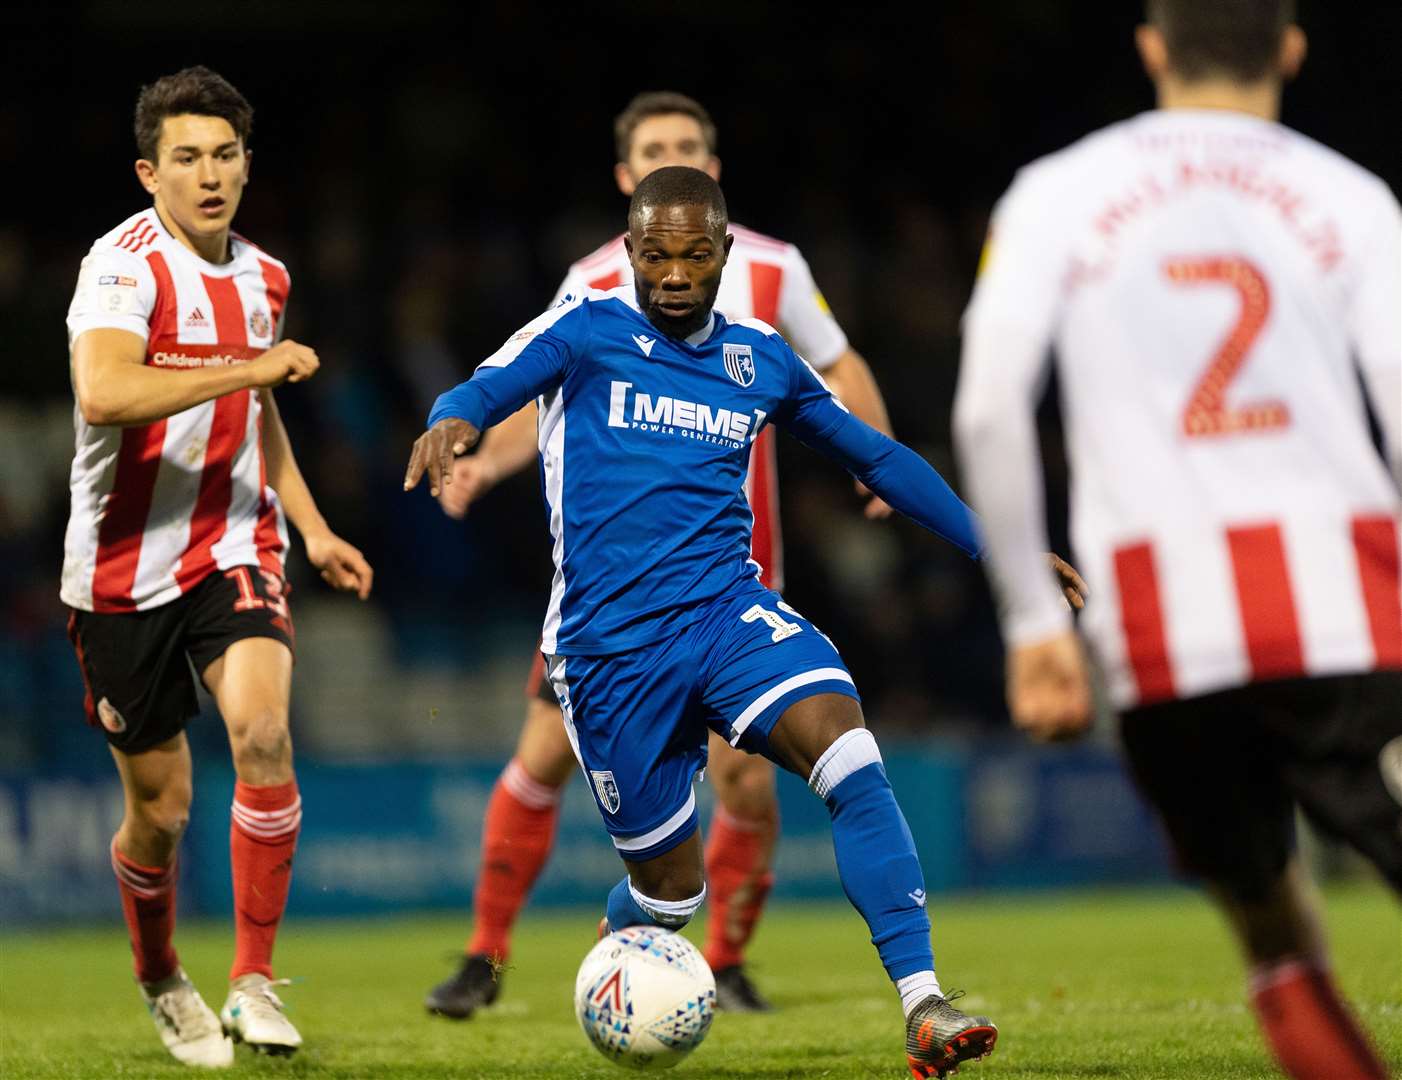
{"left": 429, "top": 286, "right": 980, "bottom": 655}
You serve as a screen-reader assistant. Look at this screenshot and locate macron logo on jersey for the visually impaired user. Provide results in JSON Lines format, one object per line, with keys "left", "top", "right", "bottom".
{"left": 607, "top": 380, "right": 764, "bottom": 447}
{"left": 631, "top": 333, "right": 656, "bottom": 357}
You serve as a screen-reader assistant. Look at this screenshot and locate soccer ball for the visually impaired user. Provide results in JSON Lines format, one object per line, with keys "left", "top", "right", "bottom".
{"left": 574, "top": 926, "right": 716, "bottom": 1070}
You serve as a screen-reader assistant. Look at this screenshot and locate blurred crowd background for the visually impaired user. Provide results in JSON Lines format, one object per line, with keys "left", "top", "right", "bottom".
{"left": 3, "top": 2, "right": 1398, "bottom": 776}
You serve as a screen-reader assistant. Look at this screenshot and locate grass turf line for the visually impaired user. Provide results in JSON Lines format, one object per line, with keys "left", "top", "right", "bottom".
{"left": 1, "top": 885, "right": 1397, "bottom": 1078}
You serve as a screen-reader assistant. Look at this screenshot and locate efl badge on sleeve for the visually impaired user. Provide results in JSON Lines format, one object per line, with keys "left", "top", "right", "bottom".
{"left": 591, "top": 770, "right": 621, "bottom": 814}
{"left": 723, "top": 344, "right": 756, "bottom": 388}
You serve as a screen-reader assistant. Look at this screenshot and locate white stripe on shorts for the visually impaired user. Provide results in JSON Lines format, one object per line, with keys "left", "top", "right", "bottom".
{"left": 727, "top": 667, "right": 855, "bottom": 745}
{"left": 612, "top": 788, "right": 697, "bottom": 853}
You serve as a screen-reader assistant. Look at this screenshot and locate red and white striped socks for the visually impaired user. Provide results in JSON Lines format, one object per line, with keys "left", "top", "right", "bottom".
{"left": 111, "top": 838, "right": 179, "bottom": 985}
{"left": 1248, "top": 956, "right": 1387, "bottom": 1080}
{"left": 229, "top": 778, "right": 302, "bottom": 981}
{"left": 467, "top": 758, "right": 562, "bottom": 961}
{"left": 702, "top": 805, "right": 777, "bottom": 972}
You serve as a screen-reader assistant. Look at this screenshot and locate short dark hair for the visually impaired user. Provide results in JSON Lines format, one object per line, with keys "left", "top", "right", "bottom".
{"left": 613, "top": 91, "right": 718, "bottom": 162}
{"left": 134, "top": 66, "right": 253, "bottom": 161}
{"left": 628, "top": 166, "right": 728, "bottom": 236}
{"left": 1147, "top": 0, "right": 1295, "bottom": 83}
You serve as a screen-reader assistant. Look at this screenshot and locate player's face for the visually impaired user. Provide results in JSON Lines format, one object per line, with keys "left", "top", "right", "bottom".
{"left": 626, "top": 204, "right": 733, "bottom": 339}
{"left": 136, "top": 114, "right": 249, "bottom": 256}
{"left": 616, "top": 115, "right": 720, "bottom": 196}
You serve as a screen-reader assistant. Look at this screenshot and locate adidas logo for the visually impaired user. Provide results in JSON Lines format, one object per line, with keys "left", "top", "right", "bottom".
{"left": 909, "top": 889, "right": 927, "bottom": 908}
{"left": 185, "top": 307, "right": 210, "bottom": 328}
{"left": 631, "top": 333, "right": 656, "bottom": 357}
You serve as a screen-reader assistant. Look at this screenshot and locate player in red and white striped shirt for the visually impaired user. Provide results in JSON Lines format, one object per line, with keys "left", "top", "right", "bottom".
{"left": 64, "top": 67, "right": 372, "bottom": 1067}
{"left": 424, "top": 92, "right": 897, "bottom": 1018}
{"left": 954, "top": 4, "right": 1398, "bottom": 1078}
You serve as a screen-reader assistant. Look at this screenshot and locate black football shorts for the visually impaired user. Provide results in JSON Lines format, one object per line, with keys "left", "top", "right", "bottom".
{"left": 67, "top": 566, "right": 295, "bottom": 755}
{"left": 1119, "top": 671, "right": 1402, "bottom": 900}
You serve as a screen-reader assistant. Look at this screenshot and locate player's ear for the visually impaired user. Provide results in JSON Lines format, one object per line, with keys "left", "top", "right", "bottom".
{"left": 1135, "top": 24, "right": 1169, "bottom": 83}
{"left": 615, "top": 162, "right": 637, "bottom": 196}
{"left": 242, "top": 146, "right": 253, "bottom": 183}
{"left": 1279, "top": 25, "right": 1307, "bottom": 81}
{"left": 705, "top": 156, "right": 721, "bottom": 183}
{"left": 135, "top": 158, "right": 159, "bottom": 196}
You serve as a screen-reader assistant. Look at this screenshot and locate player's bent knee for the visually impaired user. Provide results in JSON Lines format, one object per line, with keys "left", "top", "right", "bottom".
{"left": 227, "top": 709, "right": 292, "bottom": 770}
{"left": 628, "top": 880, "right": 707, "bottom": 930}
{"left": 130, "top": 793, "right": 191, "bottom": 847}
{"left": 808, "top": 728, "right": 883, "bottom": 800}
{"left": 714, "top": 756, "right": 777, "bottom": 820}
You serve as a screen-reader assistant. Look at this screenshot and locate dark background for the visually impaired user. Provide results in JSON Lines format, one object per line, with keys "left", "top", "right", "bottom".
{"left": 3, "top": 1, "right": 1399, "bottom": 762}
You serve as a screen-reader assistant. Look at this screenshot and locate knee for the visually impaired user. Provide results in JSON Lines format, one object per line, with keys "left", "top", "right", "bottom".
{"left": 129, "top": 784, "right": 192, "bottom": 849}
{"left": 227, "top": 707, "right": 292, "bottom": 773}
{"left": 808, "top": 727, "right": 883, "bottom": 800}
{"left": 714, "top": 756, "right": 776, "bottom": 821}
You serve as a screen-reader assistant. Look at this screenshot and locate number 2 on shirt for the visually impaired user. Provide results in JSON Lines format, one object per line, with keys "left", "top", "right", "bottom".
{"left": 1165, "top": 255, "right": 1289, "bottom": 438}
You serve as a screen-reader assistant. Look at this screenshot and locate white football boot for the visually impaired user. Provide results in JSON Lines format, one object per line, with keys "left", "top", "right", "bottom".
{"left": 220, "top": 974, "right": 303, "bottom": 1055}
{"left": 139, "top": 968, "right": 234, "bottom": 1068}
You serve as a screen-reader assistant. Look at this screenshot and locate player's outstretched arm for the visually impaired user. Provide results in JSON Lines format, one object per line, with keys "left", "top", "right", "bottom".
{"left": 780, "top": 372, "right": 982, "bottom": 557}
{"left": 1349, "top": 190, "right": 1402, "bottom": 487}
{"left": 409, "top": 302, "right": 579, "bottom": 500}
{"left": 259, "top": 389, "right": 373, "bottom": 599}
{"left": 821, "top": 348, "right": 896, "bottom": 519}
{"left": 438, "top": 400, "right": 540, "bottom": 520}
{"left": 71, "top": 329, "right": 319, "bottom": 428}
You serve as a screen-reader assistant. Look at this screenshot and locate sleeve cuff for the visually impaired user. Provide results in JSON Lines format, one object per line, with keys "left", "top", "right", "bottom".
{"left": 427, "top": 385, "right": 485, "bottom": 430}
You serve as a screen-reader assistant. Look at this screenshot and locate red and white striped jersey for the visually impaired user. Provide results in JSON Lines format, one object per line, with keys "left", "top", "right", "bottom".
{"left": 62, "top": 209, "right": 292, "bottom": 613}
{"left": 554, "top": 224, "right": 850, "bottom": 590}
{"left": 955, "top": 109, "right": 1402, "bottom": 709}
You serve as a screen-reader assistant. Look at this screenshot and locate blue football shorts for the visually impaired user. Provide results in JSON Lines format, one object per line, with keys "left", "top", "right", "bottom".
{"left": 544, "top": 584, "right": 860, "bottom": 862}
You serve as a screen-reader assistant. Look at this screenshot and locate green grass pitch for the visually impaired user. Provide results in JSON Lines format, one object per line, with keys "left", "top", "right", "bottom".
{"left": 2, "top": 885, "right": 1397, "bottom": 1078}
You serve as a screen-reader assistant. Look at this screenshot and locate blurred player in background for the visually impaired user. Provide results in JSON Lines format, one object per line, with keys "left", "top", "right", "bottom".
{"left": 425, "top": 91, "right": 896, "bottom": 1018}
{"left": 408, "top": 165, "right": 1015, "bottom": 1079}
{"left": 954, "top": 3, "right": 1399, "bottom": 1078}
{"left": 63, "top": 67, "right": 373, "bottom": 1066}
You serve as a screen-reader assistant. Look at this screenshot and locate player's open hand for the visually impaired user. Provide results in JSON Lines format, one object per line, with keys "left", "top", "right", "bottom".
{"left": 854, "top": 480, "right": 894, "bottom": 520}
{"left": 305, "top": 531, "right": 374, "bottom": 600}
{"left": 438, "top": 454, "right": 501, "bottom": 520}
{"left": 404, "top": 418, "right": 481, "bottom": 498}
{"left": 1047, "top": 553, "right": 1088, "bottom": 610}
{"left": 249, "top": 340, "right": 319, "bottom": 388}
{"left": 1007, "top": 630, "right": 1092, "bottom": 742}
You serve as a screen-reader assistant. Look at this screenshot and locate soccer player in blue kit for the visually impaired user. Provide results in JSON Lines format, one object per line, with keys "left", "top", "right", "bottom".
{"left": 405, "top": 167, "right": 1005, "bottom": 1078}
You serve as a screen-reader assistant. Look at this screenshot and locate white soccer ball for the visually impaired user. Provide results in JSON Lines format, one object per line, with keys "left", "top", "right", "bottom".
{"left": 574, "top": 926, "right": 716, "bottom": 1070}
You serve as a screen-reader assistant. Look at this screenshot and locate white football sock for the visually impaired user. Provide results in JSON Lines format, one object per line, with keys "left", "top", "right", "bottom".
{"left": 897, "top": 971, "right": 943, "bottom": 1017}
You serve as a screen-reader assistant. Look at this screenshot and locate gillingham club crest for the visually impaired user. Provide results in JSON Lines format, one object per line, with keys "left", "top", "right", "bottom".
{"left": 723, "top": 343, "right": 756, "bottom": 387}
{"left": 592, "top": 770, "right": 621, "bottom": 814}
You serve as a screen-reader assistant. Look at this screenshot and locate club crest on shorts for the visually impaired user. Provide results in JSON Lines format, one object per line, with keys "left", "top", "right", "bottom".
{"left": 97, "top": 696, "right": 126, "bottom": 734}
{"left": 723, "top": 343, "right": 756, "bottom": 387}
{"left": 591, "top": 770, "right": 621, "bottom": 814}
